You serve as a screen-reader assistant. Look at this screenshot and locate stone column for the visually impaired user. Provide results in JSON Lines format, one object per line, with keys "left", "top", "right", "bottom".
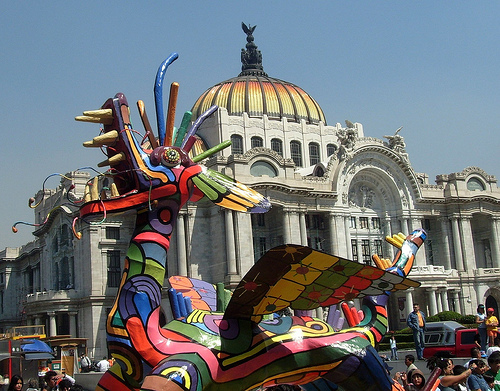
{"left": 328, "top": 213, "right": 339, "bottom": 255}
{"left": 69, "top": 311, "right": 78, "bottom": 337}
{"left": 459, "top": 216, "right": 476, "bottom": 271}
{"left": 48, "top": 311, "right": 57, "bottom": 337}
{"left": 299, "top": 212, "right": 308, "bottom": 246}
{"left": 225, "top": 210, "right": 237, "bottom": 275}
{"left": 405, "top": 288, "right": 414, "bottom": 317}
{"left": 344, "top": 216, "right": 352, "bottom": 259}
{"left": 411, "top": 217, "right": 426, "bottom": 266}
{"left": 450, "top": 217, "right": 465, "bottom": 271}
{"left": 440, "top": 290, "right": 450, "bottom": 312}
{"left": 451, "top": 290, "right": 461, "bottom": 313}
{"left": 436, "top": 291, "right": 443, "bottom": 313}
{"left": 176, "top": 213, "right": 188, "bottom": 276}
{"left": 336, "top": 215, "right": 348, "bottom": 256}
{"left": 384, "top": 216, "right": 395, "bottom": 259}
{"left": 439, "top": 217, "right": 452, "bottom": 269}
{"left": 401, "top": 217, "right": 410, "bottom": 235}
{"left": 490, "top": 217, "right": 500, "bottom": 268}
{"left": 426, "top": 288, "right": 438, "bottom": 316}
{"left": 282, "top": 208, "right": 291, "bottom": 244}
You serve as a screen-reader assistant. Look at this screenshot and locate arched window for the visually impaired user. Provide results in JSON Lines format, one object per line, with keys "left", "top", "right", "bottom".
{"left": 467, "top": 177, "right": 485, "bottom": 191}
{"left": 309, "top": 142, "right": 320, "bottom": 165}
{"left": 326, "top": 143, "right": 337, "bottom": 157}
{"left": 251, "top": 136, "right": 263, "bottom": 148}
{"left": 271, "top": 138, "right": 283, "bottom": 156}
{"left": 230, "top": 134, "right": 243, "bottom": 154}
{"left": 290, "top": 141, "right": 302, "bottom": 167}
{"left": 250, "top": 161, "right": 277, "bottom": 177}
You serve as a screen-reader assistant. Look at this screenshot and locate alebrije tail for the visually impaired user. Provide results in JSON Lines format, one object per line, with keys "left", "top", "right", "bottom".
{"left": 372, "top": 228, "right": 427, "bottom": 277}
{"left": 352, "top": 229, "right": 426, "bottom": 345}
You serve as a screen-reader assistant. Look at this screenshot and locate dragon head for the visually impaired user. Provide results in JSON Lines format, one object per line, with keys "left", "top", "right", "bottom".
{"left": 72, "top": 53, "right": 270, "bottom": 236}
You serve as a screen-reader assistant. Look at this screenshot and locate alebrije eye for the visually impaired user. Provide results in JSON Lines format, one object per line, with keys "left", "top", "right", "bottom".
{"left": 161, "top": 148, "right": 181, "bottom": 167}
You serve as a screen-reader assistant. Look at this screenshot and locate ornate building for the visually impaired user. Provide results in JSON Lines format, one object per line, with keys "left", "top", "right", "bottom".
{"left": 1, "top": 24, "right": 499, "bottom": 358}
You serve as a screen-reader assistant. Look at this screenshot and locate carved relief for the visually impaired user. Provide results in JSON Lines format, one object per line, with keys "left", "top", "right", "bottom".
{"left": 348, "top": 184, "right": 376, "bottom": 209}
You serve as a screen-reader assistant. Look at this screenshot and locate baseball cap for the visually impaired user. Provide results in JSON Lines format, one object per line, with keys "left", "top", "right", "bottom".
{"left": 478, "top": 304, "right": 485, "bottom": 308}
{"left": 487, "top": 307, "right": 494, "bottom": 312}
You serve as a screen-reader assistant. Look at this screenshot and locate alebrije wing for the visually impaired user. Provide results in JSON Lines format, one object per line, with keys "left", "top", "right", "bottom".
{"left": 191, "top": 168, "right": 271, "bottom": 213}
{"left": 168, "top": 276, "right": 217, "bottom": 311}
{"left": 223, "top": 244, "right": 419, "bottom": 323}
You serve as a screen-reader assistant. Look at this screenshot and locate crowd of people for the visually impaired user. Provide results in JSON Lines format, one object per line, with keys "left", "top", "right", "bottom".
{"left": 2, "top": 372, "right": 84, "bottom": 391}
{"left": 388, "top": 303, "right": 500, "bottom": 391}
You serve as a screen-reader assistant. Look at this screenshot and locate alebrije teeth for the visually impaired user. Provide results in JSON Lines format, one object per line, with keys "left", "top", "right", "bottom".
{"left": 83, "top": 130, "right": 119, "bottom": 147}
{"left": 97, "top": 152, "right": 126, "bottom": 167}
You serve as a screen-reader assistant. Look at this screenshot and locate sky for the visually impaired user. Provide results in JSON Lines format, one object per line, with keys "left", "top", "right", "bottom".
{"left": 1, "top": 2, "right": 499, "bottom": 250}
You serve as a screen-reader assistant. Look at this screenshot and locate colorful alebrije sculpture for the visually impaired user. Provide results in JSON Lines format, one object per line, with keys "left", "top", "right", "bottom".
{"left": 16, "top": 53, "right": 430, "bottom": 391}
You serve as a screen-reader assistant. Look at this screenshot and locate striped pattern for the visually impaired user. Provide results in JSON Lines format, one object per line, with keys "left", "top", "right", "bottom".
{"left": 192, "top": 75, "right": 327, "bottom": 125}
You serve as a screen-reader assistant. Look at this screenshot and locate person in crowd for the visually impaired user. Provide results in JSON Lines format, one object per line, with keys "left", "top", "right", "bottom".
{"left": 6, "top": 375, "right": 22, "bottom": 391}
{"left": 398, "top": 368, "right": 426, "bottom": 391}
{"left": 97, "top": 356, "right": 111, "bottom": 372}
{"left": 486, "top": 308, "right": 499, "bottom": 348}
{"left": 405, "top": 354, "right": 418, "bottom": 378}
{"left": 390, "top": 334, "right": 398, "bottom": 361}
{"left": 452, "top": 365, "right": 468, "bottom": 391}
{"left": 43, "top": 370, "right": 75, "bottom": 391}
{"left": 477, "top": 304, "right": 488, "bottom": 352}
{"left": 426, "top": 356, "right": 476, "bottom": 391}
{"left": 26, "top": 378, "right": 39, "bottom": 391}
{"left": 485, "top": 351, "right": 500, "bottom": 391}
{"left": 57, "top": 378, "right": 72, "bottom": 391}
{"left": 407, "top": 303, "right": 426, "bottom": 360}
{"left": 467, "top": 359, "right": 491, "bottom": 391}
{"left": 466, "top": 347, "right": 485, "bottom": 368}
{"left": 483, "top": 373, "right": 495, "bottom": 391}
{"left": 487, "top": 337, "right": 500, "bottom": 357}
{"left": 79, "top": 353, "right": 91, "bottom": 373}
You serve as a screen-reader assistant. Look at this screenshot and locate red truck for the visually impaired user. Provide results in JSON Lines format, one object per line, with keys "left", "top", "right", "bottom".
{"left": 422, "top": 321, "right": 478, "bottom": 358}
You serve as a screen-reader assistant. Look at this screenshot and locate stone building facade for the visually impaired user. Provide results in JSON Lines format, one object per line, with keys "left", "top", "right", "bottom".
{"left": 1, "top": 26, "right": 499, "bottom": 358}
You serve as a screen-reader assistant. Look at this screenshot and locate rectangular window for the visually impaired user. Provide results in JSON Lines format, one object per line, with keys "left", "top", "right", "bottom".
{"left": 309, "top": 143, "right": 320, "bottom": 166}
{"left": 350, "top": 217, "right": 357, "bottom": 229}
{"left": 231, "top": 135, "right": 244, "bottom": 154}
{"left": 374, "top": 239, "right": 383, "bottom": 257}
{"left": 426, "top": 239, "right": 434, "bottom": 266}
{"left": 314, "top": 237, "right": 323, "bottom": 251}
{"left": 259, "top": 237, "right": 267, "bottom": 257}
{"left": 360, "top": 217, "right": 369, "bottom": 229}
{"left": 107, "top": 250, "right": 122, "bottom": 288}
{"left": 106, "top": 226, "right": 120, "bottom": 240}
{"left": 372, "top": 217, "right": 381, "bottom": 229}
{"left": 290, "top": 141, "right": 302, "bottom": 167}
{"left": 362, "top": 239, "right": 371, "bottom": 265}
{"left": 351, "top": 239, "right": 358, "bottom": 262}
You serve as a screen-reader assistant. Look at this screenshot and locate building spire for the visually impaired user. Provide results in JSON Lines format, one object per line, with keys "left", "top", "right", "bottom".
{"left": 240, "top": 22, "right": 268, "bottom": 76}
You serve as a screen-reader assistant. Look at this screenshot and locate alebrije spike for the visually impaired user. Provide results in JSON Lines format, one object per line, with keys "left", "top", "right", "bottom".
{"left": 192, "top": 140, "right": 232, "bottom": 163}
{"left": 154, "top": 53, "right": 179, "bottom": 146}
{"left": 164, "top": 82, "right": 179, "bottom": 146}
{"left": 181, "top": 105, "right": 218, "bottom": 149}
{"left": 137, "top": 100, "right": 158, "bottom": 149}
{"left": 183, "top": 136, "right": 197, "bottom": 153}
{"left": 174, "top": 111, "right": 193, "bottom": 147}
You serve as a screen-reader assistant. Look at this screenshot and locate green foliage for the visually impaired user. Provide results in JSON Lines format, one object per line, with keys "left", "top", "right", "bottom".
{"left": 436, "top": 311, "right": 462, "bottom": 321}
